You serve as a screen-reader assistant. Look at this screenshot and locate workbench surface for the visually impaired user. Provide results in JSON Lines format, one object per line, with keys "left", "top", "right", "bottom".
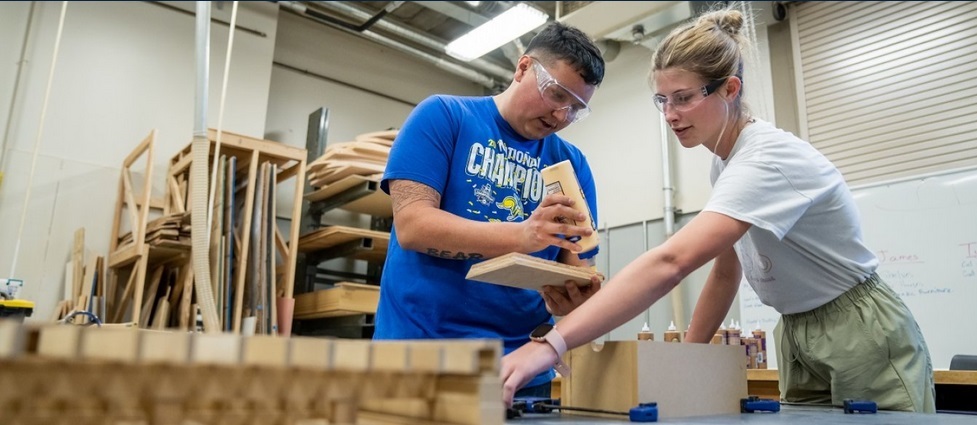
{"left": 504, "top": 405, "right": 977, "bottom": 424}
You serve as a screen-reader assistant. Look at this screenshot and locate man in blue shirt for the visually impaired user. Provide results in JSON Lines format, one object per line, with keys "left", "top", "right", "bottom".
{"left": 376, "top": 22, "right": 605, "bottom": 398}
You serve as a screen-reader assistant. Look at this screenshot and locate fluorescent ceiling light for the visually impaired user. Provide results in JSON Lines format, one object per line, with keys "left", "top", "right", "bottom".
{"left": 445, "top": 3, "right": 548, "bottom": 62}
{"left": 465, "top": 1, "right": 481, "bottom": 7}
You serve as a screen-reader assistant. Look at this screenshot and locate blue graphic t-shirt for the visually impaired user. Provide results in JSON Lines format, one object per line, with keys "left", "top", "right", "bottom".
{"left": 375, "top": 95, "right": 599, "bottom": 388}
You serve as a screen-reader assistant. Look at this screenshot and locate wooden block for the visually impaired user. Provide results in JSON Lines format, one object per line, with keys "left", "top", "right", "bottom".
{"left": 242, "top": 334, "right": 289, "bottom": 367}
{"left": 191, "top": 332, "right": 242, "bottom": 365}
{"left": 0, "top": 320, "right": 24, "bottom": 358}
{"left": 562, "top": 341, "right": 747, "bottom": 419}
{"left": 37, "top": 325, "right": 81, "bottom": 358}
{"left": 289, "top": 337, "right": 333, "bottom": 370}
{"left": 332, "top": 339, "right": 371, "bottom": 371}
{"left": 433, "top": 375, "right": 504, "bottom": 425}
{"left": 80, "top": 327, "right": 140, "bottom": 362}
{"left": 371, "top": 341, "right": 410, "bottom": 372}
{"left": 442, "top": 340, "right": 501, "bottom": 375}
{"left": 139, "top": 330, "right": 190, "bottom": 364}
{"left": 408, "top": 341, "right": 443, "bottom": 373}
{"left": 465, "top": 253, "right": 597, "bottom": 291}
{"left": 293, "top": 282, "right": 380, "bottom": 320}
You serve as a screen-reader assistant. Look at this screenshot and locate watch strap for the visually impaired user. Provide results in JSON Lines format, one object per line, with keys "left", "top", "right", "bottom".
{"left": 544, "top": 326, "right": 571, "bottom": 377}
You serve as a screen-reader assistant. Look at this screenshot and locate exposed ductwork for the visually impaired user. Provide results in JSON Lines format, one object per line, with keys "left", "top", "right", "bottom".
{"left": 277, "top": 1, "right": 513, "bottom": 91}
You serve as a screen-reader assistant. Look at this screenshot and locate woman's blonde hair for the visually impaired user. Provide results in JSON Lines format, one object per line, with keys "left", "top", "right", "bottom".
{"left": 651, "top": 8, "right": 751, "bottom": 112}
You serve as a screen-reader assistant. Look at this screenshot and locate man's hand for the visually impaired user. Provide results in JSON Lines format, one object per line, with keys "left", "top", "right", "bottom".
{"left": 501, "top": 341, "right": 560, "bottom": 408}
{"left": 541, "top": 273, "right": 603, "bottom": 316}
{"left": 520, "top": 194, "right": 594, "bottom": 254}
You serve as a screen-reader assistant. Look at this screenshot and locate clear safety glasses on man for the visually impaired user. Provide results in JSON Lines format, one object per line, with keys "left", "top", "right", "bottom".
{"left": 530, "top": 58, "right": 592, "bottom": 124}
{"left": 653, "top": 77, "right": 728, "bottom": 113}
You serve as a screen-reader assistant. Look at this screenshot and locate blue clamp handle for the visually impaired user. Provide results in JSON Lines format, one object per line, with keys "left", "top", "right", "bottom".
{"left": 843, "top": 399, "right": 877, "bottom": 414}
{"left": 629, "top": 402, "right": 658, "bottom": 422}
{"left": 741, "top": 396, "right": 781, "bottom": 413}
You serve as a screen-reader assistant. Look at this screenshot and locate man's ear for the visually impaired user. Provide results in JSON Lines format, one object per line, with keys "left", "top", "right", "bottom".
{"left": 514, "top": 56, "right": 533, "bottom": 83}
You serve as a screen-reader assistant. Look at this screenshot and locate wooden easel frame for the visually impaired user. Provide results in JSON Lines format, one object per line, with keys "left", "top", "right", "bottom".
{"left": 106, "top": 130, "right": 157, "bottom": 324}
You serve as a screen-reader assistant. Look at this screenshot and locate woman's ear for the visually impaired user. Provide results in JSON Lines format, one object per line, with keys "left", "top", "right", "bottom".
{"left": 722, "top": 76, "right": 743, "bottom": 100}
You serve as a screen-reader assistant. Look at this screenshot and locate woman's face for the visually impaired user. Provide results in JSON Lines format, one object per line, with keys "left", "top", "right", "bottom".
{"left": 653, "top": 67, "right": 731, "bottom": 153}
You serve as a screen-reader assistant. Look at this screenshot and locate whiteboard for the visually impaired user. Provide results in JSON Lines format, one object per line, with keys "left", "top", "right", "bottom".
{"left": 740, "top": 167, "right": 977, "bottom": 370}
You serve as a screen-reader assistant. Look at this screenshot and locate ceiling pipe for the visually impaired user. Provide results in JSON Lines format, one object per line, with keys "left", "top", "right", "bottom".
{"left": 306, "top": 1, "right": 515, "bottom": 82}
{"left": 279, "top": 1, "right": 502, "bottom": 90}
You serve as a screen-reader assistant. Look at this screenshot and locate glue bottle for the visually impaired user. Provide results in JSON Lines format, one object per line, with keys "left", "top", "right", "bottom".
{"left": 540, "top": 160, "right": 599, "bottom": 252}
{"left": 637, "top": 322, "right": 654, "bottom": 341}
{"left": 664, "top": 320, "right": 681, "bottom": 342}
{"left": 728, "top": 320, "right": 742, "bottom": 346}
{"left": 752, "top": 321, "right": 767, "bottom": 369}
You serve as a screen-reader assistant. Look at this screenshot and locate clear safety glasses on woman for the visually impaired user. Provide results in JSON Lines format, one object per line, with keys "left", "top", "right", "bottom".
{"left": 530, "top": 58, "right": 592, "bottom": 124}
{"left": 653, "top": 77, "right": 728, "bottom": 113}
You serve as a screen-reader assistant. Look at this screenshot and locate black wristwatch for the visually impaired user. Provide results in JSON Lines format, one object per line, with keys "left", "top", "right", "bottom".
{"left": 530, "top": 323, "right": 571, "bottom": 376}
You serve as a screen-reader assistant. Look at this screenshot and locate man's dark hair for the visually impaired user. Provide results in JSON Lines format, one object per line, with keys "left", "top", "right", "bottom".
{"left": 525, "top": 22, "right": 605, "bottom": 86}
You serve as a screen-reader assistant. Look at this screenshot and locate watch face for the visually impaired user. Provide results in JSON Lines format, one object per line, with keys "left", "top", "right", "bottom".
{"left": 531, "top": 323, "right": 554, "bottom": 339}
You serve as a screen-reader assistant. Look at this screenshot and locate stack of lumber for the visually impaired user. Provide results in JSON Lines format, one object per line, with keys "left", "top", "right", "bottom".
{"left": 117, "top": 212, "right": 191, "bottom": 250}
{"left": 306, "top": 130, "right": 396, "bottom": 188}
{"left": 0, "top": 322, "right": 505, "bottom": 425}
{"left": 293, "top": 282, "right": 380, "bottom": 319}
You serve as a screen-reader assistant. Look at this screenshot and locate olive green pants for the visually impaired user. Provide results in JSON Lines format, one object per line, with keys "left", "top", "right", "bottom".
{"left": 775, "top": 273, "right": 935, "bottom": 412}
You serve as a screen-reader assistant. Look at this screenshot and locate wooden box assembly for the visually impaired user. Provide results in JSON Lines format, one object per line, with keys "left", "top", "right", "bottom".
{"left": 562, "top": 341, "right": 748, "bottom": 419}
{"left": 1, "top": 323, "right": 505, "bottom": 425}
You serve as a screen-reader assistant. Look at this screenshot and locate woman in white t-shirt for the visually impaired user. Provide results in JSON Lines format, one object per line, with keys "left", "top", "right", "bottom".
{"left": 501, "top": 8, "right": 935, "bottom": 413}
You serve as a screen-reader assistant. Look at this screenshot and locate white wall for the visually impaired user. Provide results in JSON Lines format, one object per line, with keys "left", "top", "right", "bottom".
{"left": 0, "top": 1, "right": 279, "bottom": 320}
{"left": 264, "top": 10, "right": 485, "bottom": 228}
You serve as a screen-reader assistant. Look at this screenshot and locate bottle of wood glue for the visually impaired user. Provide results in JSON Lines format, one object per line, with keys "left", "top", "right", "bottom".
{"left": 664, "top": 320, "right": 681, "bottom": 342}
{"left": 540, "top": 160, "right": 599, "bottom": 252}
{"left": 637, "top": 322, "right": 654, "bottom": 341}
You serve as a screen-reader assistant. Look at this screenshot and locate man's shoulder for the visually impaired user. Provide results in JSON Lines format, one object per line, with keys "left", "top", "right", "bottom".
{"left": 423, "top": 94, "right": 490, "bottom": 108}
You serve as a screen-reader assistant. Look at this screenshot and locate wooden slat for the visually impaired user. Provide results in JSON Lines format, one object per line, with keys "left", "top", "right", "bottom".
{"left": 465, "top": 253, "right": 597, "bottom": 291}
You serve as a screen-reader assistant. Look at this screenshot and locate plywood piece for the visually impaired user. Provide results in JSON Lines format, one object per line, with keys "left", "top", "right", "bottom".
{"left": 563, "top": 341, "right": 747, "bottom": 419}
{"left": 80, "top": 327, "right": 140, "bottom": 362}
{"left": 293, "top": 282, "right": 380, "bottom": 319}
{"left": 465, "top": 253, "right": 597, "bottom": 291}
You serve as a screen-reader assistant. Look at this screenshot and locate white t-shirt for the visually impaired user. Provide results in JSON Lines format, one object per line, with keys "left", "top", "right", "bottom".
{"left": 703, "top": 119, "right": 878, "bottom": 314}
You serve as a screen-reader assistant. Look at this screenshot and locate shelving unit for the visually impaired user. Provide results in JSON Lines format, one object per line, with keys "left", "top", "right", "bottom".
{"left": 292, "top": 108, "right": 395, "bottom": 338}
